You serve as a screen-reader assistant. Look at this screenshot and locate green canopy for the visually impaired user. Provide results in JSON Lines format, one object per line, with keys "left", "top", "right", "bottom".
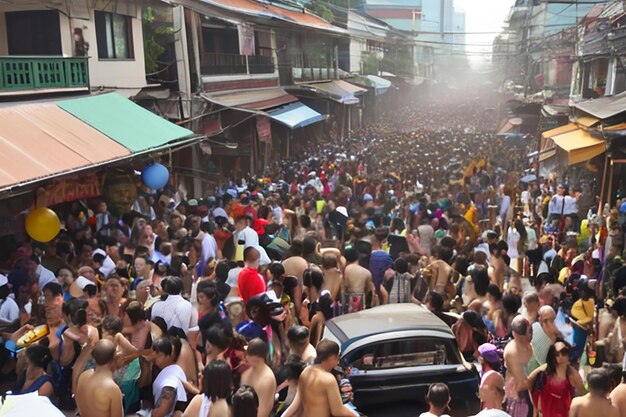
{"left": 58, "top": 92, "right": 193, "bottom": 153}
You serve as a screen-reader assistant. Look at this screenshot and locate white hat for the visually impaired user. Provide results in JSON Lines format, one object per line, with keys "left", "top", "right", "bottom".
{"left": 336, "top": 206, "right": 348, "bottom": 218}
{"left": 0, "top": 274, "right": 7, "bottom": 286}
{"left": 69, "top": 276, "right": 95, "bottom": 298}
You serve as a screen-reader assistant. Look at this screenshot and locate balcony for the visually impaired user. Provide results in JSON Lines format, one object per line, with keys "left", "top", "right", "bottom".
{"left": 201, "top": 53, "right": 275, "bottom": 76}
{"left": 0, "top": 56, "right": 89, "bottom": 95}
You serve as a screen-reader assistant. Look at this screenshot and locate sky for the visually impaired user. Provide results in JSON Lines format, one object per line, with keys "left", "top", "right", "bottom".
{"left": 454, "top": 0, "right": 515, "bottom": 64}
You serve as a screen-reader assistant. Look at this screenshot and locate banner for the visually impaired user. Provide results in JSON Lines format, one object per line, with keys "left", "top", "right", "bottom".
{"left": 256, "top": 116, "right": 271, "bottom": 143}
{"left": 45, "top": 172, "right": 103, "bottom": 206}
{"left": 239, "top": 24, "right": 255, "bottom": 56}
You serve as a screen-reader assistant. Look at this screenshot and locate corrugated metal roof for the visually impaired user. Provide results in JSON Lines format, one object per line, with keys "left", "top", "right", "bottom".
{"left": 58, "top": 93, "right": 194, "bottom": 153}
{"left": 200, "top": 87, "right": 298, "bottom": 110}
{"left": 0, "top": 103, "right": 130, "bottom": 189}
{"left": 198, "top": 0, "right": 347, "bottom": 34}
{"left": 267, "top": 102, "right": 325, "bottom": 128}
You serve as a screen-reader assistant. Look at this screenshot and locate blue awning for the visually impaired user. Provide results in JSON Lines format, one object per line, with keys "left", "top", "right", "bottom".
{"left": 268, "top": 102, "right": 325, "bottom": 129}
{"left": 366, "top": 75, "right": 392, "bottom": 96}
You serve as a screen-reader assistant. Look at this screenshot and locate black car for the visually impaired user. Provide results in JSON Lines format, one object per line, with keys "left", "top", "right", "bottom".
{"left": 322, "top": 304, "right": 480, "bottom": 414}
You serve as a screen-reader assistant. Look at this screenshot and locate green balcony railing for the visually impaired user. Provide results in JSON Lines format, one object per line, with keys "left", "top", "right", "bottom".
{"left": 0, "top": 56, "right": 89, "bottom": 92}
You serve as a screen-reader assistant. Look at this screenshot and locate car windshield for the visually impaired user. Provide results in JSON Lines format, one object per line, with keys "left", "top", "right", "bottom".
{"left": 344, "top": 337, "right": 459, "bottom": 370}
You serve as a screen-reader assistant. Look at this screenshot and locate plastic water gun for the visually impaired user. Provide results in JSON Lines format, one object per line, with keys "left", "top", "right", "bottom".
{"left": 4, "top": 324, "right": 49, "bottom": 356}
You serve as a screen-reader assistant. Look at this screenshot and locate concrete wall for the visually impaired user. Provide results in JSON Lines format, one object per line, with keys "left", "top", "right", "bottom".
{"left": 0, "top": 0, "right": 148, "bottom": 89}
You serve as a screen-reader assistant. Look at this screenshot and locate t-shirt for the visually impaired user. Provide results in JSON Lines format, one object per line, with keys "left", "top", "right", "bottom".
{"left": 237, "top": 266, "right": 266, "bottom": 305}
{"left": 0, "top": 296, "right": 19, "bottom": 324}
{"left": 471, "top": 409, "right": 512, "bottom": 417}
{"left": 419, "top": 413, "right": 451, "bottom": 417}
{"left": 152, "top": 364, "right": 187, "bottom": 417}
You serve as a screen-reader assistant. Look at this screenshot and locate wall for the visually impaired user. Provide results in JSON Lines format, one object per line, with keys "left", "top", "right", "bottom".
{"left": 350, "top": 38, "right": 366, "bottom": 73}
{"left": 0, "top": 1, "right": 148, "bottom": 89}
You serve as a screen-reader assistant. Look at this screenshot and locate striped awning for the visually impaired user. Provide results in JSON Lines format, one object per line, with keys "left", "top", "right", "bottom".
{"left": 0, "top": 93, "right": 194, "bottom": 191}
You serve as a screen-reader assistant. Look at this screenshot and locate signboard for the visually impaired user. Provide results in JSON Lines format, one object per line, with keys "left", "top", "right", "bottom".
{"left": 45, "top": 172, "right": 103, "bottom": 206}
{"left": 239, "top": 24, "right": 255, "bottom": 56}
{"left": 256, "top": 116, "right": 271, "bottom": 143}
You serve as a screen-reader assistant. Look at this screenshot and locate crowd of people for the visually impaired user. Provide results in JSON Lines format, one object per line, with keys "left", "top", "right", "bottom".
{"left": 1, "top": 91, "right": 626, "bottom": 417}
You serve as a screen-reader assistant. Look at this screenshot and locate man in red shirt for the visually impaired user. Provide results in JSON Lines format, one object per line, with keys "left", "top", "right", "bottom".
{"left": 238, "top": 247, "right": 266, "bottom": 305}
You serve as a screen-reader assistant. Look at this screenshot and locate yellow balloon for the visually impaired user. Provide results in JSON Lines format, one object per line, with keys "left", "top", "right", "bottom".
{"left": 25, "top": 208, "right": 61, "bottom": 243}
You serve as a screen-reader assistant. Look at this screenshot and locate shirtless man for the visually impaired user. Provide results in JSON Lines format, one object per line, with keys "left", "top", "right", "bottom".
{"left": 570, "top": 369, "right": 619, "bottom": 417}
{"left": 75, "top": 339, "right": 123, "bottom": 417}
{"left": 475, "top": 371, "right": 511, "bottom": 417}
{"left": 283, "top": 339, "right": 356, "bottom": 417}
{"left": 282, "top": 244, "right": 308, "bottom": 315}
{"left": 321, "top": 253, "right": 342, "bottom": 303}
{"left": 609, "top": 370, "right": 626, "bottom": 417}
{"left": 489, "top": 242, "right": 507, "bottom": 290}
{"left": 503, "top": 316, "right": 533, "bottom": 417}
{"left": 287, "top": 325, "right": 317, "bottom": 364}
{"left": 343, "top": 248, "right": 375, "bottom": 311}
{"left": 241, "top": 338, "right": 277, "bottom": 417}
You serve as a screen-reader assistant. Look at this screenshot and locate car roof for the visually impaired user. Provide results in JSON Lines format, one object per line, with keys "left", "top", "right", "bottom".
{"left": 326, "top": 304, "right": 454, "bottom": 344}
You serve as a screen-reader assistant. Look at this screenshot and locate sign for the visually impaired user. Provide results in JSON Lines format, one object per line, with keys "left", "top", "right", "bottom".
{"left": 256, "top": 116, "right": 271, "bottom": 143}
{"left": 45, "top": 172, "right": 103, "bottom": 206}
{"left": 239, "top": 24, "right": 255, "bottom": 56}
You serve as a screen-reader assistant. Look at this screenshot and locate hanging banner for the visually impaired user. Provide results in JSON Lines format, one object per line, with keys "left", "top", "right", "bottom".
{"left": 256, "top": 116, "right": 271, "bottom": 143}
{"left": 44, "top": 172, "right": 104, "bottom": 206}
{"left": 239, "top": 24, "right": 255, "bottom": 56}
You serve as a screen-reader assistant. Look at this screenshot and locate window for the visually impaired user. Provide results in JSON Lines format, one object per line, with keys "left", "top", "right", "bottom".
{"left": 95, "top": 11, "right": 133, "bottom": 59}
{"left": 345, "top": 338, "right": 459, "bottom": 371}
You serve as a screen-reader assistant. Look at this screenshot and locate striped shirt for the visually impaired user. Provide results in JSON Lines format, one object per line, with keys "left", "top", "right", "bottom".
{"left": 528, "top": 322, "right": 552, "bottom": 373}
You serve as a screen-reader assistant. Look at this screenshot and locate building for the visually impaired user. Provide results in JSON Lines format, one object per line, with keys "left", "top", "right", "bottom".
{"left": 0, "top": 0, "right": 150, "bottom": 97}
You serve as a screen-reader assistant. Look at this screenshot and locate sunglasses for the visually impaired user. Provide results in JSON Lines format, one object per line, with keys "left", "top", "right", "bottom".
{"left": 556, "top": 348, "right": 569, "bottom": 356}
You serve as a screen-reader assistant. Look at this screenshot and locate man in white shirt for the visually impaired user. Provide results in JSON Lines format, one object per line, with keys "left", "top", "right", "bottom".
{"left": 547, "top": 184, "right": 566, "bottom": 226}
{"left": 235, "top": 215, "right": 259, "bottom": 247}
{"left": 195, "top": 231, "right": 218, "bottom": 277}
{"left": 0, "top": 274, "right": 19, "bottom": 325}
{"left": 151, "top": 276, "right": 193, "bottom": 335}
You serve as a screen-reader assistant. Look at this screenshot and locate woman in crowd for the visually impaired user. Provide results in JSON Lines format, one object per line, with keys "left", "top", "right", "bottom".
{"left": 528, "top": 340, "right": 584, "bottom": 417}
{"left": 182, "top": 360, "right": 232, "bottom": 417}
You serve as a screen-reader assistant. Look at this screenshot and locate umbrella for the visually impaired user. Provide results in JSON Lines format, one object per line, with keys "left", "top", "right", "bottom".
{"left": 520, "top": 174, "right": 537, "bottom": 184}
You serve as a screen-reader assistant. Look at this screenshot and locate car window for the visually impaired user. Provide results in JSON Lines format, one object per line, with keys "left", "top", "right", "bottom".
{"left": 345, "top": 337, "right": 459, "bottom": 370}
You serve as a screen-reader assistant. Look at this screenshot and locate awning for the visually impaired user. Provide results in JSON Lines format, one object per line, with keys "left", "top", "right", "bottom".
{"left": 58, "top": 93, "right": 194, "bottom": 152}
{"left": 200, "top": 88, "right": 298, "bottom": 111}
{"left": 267, "top": 102, "right": 325, "bottom": 129}
{"left": 366, "top": 75, "right": 392, "bottom": 96}
{"left": 539, "top": 123, "right": 578, "bottom": 162}
{"left": 551, "top": 128, "right": 606, "bottom": 165}
{"left": 574, "top": 91, "right": 626, "bottom": 119}
{"left": 541, "top": 123, "right": 578, "bottom": 139}
{"left": 0, "top": 93, "right": 195, "bottom": 191}
{"left": 573, "top": 116, "right": 600, "bottom": 128}
{"left": 296, "top": 80, "right": 367, "bottom": 105}
{"left": 496, "top": 114, "right": 540, "bottom": 136}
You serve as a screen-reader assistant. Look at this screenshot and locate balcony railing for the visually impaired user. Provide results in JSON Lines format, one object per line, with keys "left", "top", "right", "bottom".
{"left": 201, "top": 53, "right": 275, "bottom": 76}
{"left": 0, "top": 56, "right": 89, "bottom": 92}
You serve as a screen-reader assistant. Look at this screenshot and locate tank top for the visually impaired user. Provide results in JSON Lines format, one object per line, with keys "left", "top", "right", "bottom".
{"left": 199, "top": 394, "right": 213, "bottom": 417}
{"left": 535, "top": 374, "right": 573, "bottom": 417}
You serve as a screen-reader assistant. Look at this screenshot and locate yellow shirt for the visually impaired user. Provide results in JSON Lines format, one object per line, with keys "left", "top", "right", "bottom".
{"left": 571, "top": 298, "right": 594, "bottom": 325}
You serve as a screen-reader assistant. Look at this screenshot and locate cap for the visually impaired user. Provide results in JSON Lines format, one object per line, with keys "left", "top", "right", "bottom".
{"left": 478, "top": 343, "right": 501, "bottom": 363}
{"left": 363, "top": 193, "right": 373, "bottom": 202}
{"left": 0, "top": 274, "right": 7, "bottom": 286}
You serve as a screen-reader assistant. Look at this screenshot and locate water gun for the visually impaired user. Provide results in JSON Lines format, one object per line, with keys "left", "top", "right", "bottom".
{"left": 4, "top": 324, "right": 49, "bottom": 356}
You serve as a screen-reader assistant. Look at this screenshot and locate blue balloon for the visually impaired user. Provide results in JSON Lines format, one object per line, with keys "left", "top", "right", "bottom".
{"left": 142, "top": 163, "right": 169, "bottom": 189}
